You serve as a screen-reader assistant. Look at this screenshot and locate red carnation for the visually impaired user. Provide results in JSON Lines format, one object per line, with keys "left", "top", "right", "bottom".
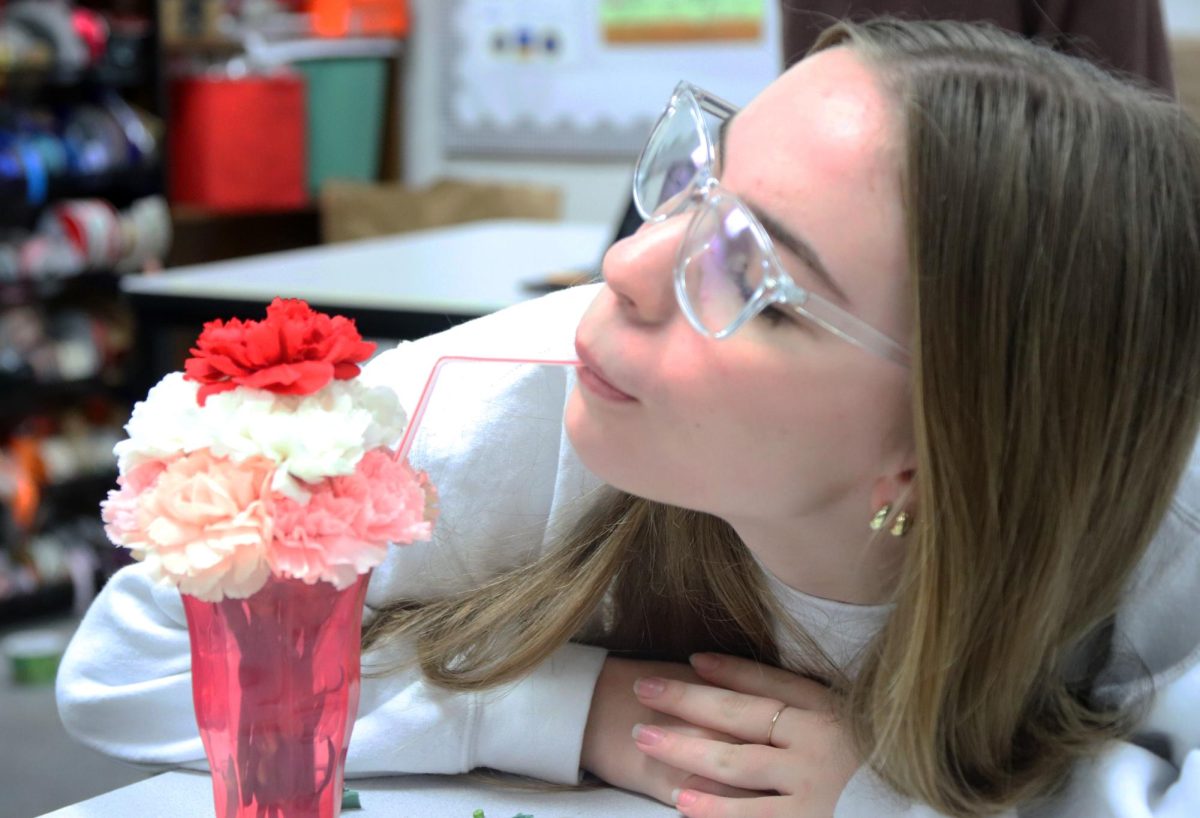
{"left": 184, "top": 298, "right": 376, "bottom": 406}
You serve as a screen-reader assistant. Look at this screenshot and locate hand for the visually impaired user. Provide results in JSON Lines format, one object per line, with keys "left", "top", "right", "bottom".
{"left": 631, "top": 653, "right": 860, "bottom": 818}
{"left": 581, "top": 656, "right": 758, "bottom": 804}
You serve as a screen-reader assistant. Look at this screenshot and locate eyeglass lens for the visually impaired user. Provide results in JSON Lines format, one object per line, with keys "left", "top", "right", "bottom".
{"left": 636, "top": 93, "right": 715, "bottom": 217}
{"left": 636, "top": 87, "right": 774, "bottom": 338}
{"left": 680, "top": 196, "right": 770, "bottom": 335}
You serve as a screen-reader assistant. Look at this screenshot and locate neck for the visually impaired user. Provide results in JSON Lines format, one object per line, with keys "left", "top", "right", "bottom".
{"left": 725, "top": 505, "right": 904, "bottom": 606}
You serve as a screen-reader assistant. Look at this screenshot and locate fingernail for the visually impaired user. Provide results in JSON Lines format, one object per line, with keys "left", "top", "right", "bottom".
{"left": 675, "top": 789, "right": 698, "bottom": 807}
{"left": 634, "top": 676, "right": 666, "bottom": 698}
{"left": 689, "top": 652, "right": 720, "bottom": 672}
{"left": 632, "top": 723, "right": 665, "bottom": 745}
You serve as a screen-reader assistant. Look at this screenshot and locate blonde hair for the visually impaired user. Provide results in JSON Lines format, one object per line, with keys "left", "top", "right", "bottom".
{"left": 364, "top": 19, "right": 1200, "bottom": 816}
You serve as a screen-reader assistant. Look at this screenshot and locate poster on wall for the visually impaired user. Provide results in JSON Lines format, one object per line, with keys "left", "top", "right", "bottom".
{"left": 440, "top": 0, "right": 779, "bottom": 158}
{"left": 600, "top": 0, "right": 765, "bottom": 43}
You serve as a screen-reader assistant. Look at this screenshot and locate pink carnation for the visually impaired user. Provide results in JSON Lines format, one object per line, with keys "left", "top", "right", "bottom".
{"left": 351, "top": 449, "right": 437, "bottom": 544}
{"left": 269, "top": 449, "right": 436, "bottom": 588}
{"left": 123, "top": 451, "right": 277, "bottom": 601}
{"left": 101, "top": 459, "right": 170, "bottom": 546}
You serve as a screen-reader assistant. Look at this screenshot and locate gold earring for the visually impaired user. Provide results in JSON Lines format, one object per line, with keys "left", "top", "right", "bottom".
{"left": 869, "top": 504, "right": 892, "bottom": 531}
{"left": 890, "top": 511, "right": 912, "bottom": 537}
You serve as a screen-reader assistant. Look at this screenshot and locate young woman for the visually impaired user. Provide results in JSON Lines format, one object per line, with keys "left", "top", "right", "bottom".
{"left": 58, "top": 19, "right": 1200, "bottom": 818}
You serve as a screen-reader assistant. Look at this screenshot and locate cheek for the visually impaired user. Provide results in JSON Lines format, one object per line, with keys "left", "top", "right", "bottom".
{"left": 564, "top": 356, "right": 746, "bottom": 506}
{"left": 692, "top": 356, "right": 906, "bottom": 512}
{"left": 709, "top": 372, "right": 855, "bottom": 497}
{"left": 564, "top": 335, "right": 906, "bottom": 518}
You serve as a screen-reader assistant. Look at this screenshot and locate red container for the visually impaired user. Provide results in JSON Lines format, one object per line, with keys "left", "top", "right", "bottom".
{"left": 182, "top": 573, "right": 370, "bottom": 818}
{"left": 170, "top": 74, "right": 308, "bottom": 212}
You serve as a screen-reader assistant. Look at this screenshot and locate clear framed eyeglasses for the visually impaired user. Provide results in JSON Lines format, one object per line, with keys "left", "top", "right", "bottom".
{"left": 633, "top": 81, "right": 910, "bottom": 368}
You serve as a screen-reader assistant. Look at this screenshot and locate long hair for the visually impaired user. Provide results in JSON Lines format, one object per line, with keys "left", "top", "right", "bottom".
{"left": 364, "top": 19, "right": 1200, "bottom": 816}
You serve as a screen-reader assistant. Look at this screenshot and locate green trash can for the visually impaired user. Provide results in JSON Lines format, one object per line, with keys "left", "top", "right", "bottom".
{"left": 295, "top": 57, "right": 388, "bottom": 196}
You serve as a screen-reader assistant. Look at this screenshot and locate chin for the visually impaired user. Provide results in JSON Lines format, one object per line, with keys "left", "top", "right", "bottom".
{"left": 564, "top": 387, "right": 620, "bottom": 481}
{"left": 564, "top": 390, "right": 706, "bottom": 510}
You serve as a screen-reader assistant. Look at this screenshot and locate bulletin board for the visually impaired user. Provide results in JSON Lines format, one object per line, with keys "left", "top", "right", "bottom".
{"left": 439, "top": 0, "right": 781, "bottom": 158}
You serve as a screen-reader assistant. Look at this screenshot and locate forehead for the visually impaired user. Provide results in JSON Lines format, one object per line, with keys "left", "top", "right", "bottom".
{"left": 721, "top": 47, "right": 905, "bottom": 306}
{"left": 726, "top": 47, "right": 898, "bottom": 201}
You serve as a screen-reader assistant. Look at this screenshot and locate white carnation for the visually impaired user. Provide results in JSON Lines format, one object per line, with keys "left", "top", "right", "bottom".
{"left": 205, "top": 380, "right": 406, "bottom": 500}
{"left": 114, "top": 374, "right": 408, "bottom": 497}
{"left": 114, "top": 373, "right": 208, "bottom": 473}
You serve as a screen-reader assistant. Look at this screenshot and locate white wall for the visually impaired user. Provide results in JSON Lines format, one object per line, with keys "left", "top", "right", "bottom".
{"left": 1165, "top": 0, "right": 1200, "bottom": 37}
{"left": 401, "top": 0, "right": 782, "bottom": 226}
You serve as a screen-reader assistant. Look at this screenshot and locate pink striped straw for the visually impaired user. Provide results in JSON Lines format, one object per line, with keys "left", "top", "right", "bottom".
{"left": 395, "top": 355, "right": 581, "bottom": 462}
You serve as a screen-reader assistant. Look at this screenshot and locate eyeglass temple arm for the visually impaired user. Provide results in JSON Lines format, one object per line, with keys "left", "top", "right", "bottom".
{"left": 782, "top": 285, "right": 912, "bottom": 367}
{"left": 692, "top": 88, "right": 739, "bottom": 119}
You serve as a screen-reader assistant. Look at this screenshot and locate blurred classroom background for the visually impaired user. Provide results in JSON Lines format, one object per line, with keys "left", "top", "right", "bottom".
{"left": 1, "top": 1, "right": 1199, "bottom": 816}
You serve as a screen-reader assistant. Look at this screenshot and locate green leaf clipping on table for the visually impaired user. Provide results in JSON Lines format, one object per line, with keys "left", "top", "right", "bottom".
{"left": 341, "top": 787, "right": 361, "bottom": 809}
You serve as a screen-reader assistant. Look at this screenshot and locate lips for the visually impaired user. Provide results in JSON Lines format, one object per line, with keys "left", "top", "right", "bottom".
{"left": 574, "top": 341, "right": 637, "bottom": 402}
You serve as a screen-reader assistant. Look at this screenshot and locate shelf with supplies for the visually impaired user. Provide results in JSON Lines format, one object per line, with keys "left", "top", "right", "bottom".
{"left": 0, "top": 166, "right": 164, "bottom": 216}
{"left": 40, "top": 468, "right": 119, "bottom": 509}
{"left": 0, "top": 0, "right": 165, "bottom": 626}
{"left": 0, "top": 53, "right": 154, "bottom": 92}
{"left": 0, "top": 88, "right": 165, "bottom": 224}
{"left": 0, "top": 195, "right": 171, "bottom": 289}
{"left": 0, "top": 0, "right": 155, "bottom": 92}
{"left": 0, "top": 388, "right": 132, "bottom": 626}
{"left": 0, "top": 392, "right": 132, "bottom": 622}
{"left": 0, "top": 578, "right": 77, "bottom": 624}
{"left": 0, "top": 375, "right": 126, "bottom": 422}
{"left": 1, "top": 268, "right": 126, "bottom": 307}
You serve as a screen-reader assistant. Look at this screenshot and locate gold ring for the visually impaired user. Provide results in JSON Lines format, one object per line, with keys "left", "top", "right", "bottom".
{"left": 765, "top": 706, "right": 786, "bottom": 746}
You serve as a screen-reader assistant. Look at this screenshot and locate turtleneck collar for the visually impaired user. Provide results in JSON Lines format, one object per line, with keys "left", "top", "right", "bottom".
{"left": 752, "top": 553, "right": 894, "bottom": 674}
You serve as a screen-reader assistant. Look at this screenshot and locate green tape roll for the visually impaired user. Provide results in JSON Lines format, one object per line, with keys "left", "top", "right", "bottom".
{"left": 2, "top": 630, "right": 66, "bottom": 686}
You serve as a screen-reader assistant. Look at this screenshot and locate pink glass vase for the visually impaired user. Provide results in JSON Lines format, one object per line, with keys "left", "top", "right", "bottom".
{"left": 181, "top": 573, "right": 371, "bottom": 818}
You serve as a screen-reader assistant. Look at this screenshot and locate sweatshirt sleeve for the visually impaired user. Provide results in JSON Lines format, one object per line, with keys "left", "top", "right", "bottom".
{"left": 1013, "top": 643, "right": 1200, "bottom": 818}
{"left": 57, "top": 284, "right": 611, "bottom": 784}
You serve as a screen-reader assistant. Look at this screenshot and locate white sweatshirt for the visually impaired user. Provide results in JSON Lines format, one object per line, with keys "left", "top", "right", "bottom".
{"left": 57, "top": 285, "right": 1200, "bottom": 817}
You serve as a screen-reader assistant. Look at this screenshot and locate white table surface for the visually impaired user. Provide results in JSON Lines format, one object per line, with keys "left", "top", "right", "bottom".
{"left": 121, "top": 220, "right": 610, "bottom": 315}
{"left": 40, "top": 770, "right": 677, "bottom": 817}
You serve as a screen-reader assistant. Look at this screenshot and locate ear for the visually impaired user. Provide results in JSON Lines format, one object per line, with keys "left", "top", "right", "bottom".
{"left": 869, "top": 465, "right": 917, "bottom": 521}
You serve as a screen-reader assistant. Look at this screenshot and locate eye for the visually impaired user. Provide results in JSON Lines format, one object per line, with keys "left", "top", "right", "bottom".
{"left": 758, "top": 306, "right": 790, "bottom": 326}
{"left": 727, "top": 260, "right": 800, "bottom": 330}
{"left": 758, "top": 299, "right": 819, "bottom": 334}
{"left": 727, "top": 249, "right": 757, "bottom": 300}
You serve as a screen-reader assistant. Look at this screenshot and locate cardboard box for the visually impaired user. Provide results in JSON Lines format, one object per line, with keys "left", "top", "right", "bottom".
{"left": 318, "top": 179, "right": 561, "bottom": 243}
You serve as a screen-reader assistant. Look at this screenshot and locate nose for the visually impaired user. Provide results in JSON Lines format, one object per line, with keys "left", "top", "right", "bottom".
{"left": 600, "top": 214, "right": 687, "bottom": 326}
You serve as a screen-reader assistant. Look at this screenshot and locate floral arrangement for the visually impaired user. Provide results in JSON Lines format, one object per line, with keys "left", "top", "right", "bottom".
{"left": 101, "top": 298, "right": 437, "bottom": 602}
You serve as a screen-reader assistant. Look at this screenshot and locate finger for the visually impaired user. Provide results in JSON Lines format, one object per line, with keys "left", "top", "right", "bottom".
{"left": 689, "top": 653, "right": 833, "bottom": 710}
{"left": 635, "top": 676, "right": 799, "bottom": 748}
{"left": 646, "top": 771, "right": 758, "bottom": 807}
{"left": 633, "top": 724, "right": 780, "bottom": 791}
{"left": 678, "top": 774, "right": 760, "bottom": 801}
{"left": 674, "top": 789, "right": 793, "bottom": 818}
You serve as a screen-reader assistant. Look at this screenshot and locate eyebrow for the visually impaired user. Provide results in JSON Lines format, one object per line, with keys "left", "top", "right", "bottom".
{"left": 717, "top": 116, "right": 851, "bottom": 305}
